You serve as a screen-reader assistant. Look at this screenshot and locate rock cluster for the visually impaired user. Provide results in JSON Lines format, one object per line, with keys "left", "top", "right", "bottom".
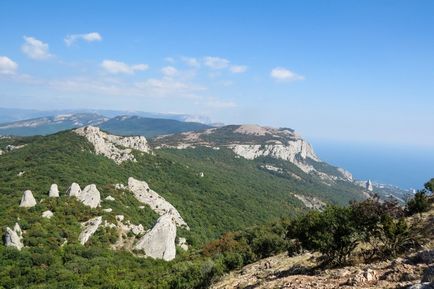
{"left": 19, "top": 190, "right": 37, "bottom": 208}
{"left": 78, "top": 216, "right": 102, "bottom": 245}
{"left": 4, "top": 223, "right": 23, "bottom": 250}
{"left": 134, "top": 214, "right": 177, "bottom": 261}
{"left": 66, "top": 182, "right": 101, "bottom": 208}
{"left": 74, "top": 126, "right": 150, "bottom": 164}
{"left": 128, "top": 177, "right": 189, "bottom": 229}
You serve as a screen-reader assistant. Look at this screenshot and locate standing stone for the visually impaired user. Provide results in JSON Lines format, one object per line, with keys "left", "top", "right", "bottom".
{"left": 78, "top": 184, "right": 101, "bottom": 208}
{"left": 366, "top": 180, "right": 374, "bottom": 192}
{"left": 78, "top": 216, "right": 102, "bottom": 245}
{"left": 134, "top": 214, "right": 177, "bottom": 261}
{"left": 49, "top": 184, "right": 59, "bottom": 197}
{"left": 4, "top": 223, "right": 23, "bottom": 250}
{"left": 66, "top": 182, "right": 81, "bottom": 197}
{"left": 19, "top": 190, "right": 37, "bottom": 208}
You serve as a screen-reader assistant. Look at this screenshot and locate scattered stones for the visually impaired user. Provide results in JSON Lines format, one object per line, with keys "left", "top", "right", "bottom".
{"left": 128, "top": 177, "right": 189, "bottom": 229}
{"left": 293, "top": 194, "right": 326, "bottom": 210}
{"left": 128, "top": 223, "right": 145, "bottom": 235}
{"left": 66, "top": 182, "right": 81, "bottom": 197}
{"left": 4, "top": 223, "right": 23, "bottom": 250}
{"left": 19, "top": 190, "right": 37, "bottom": 208}
{"left": 49, "top": 184, "right": 59, "bottom": 197}
{"left": 114, "top": 183, "right": 127, "bottom": 190}
{"left": 105, "top": 195, "right": 115, "bottom": 201}
{"left": 78, "top": 184, "right": 101, "bottom": 208}
{"left": 78, "top": 216, "right": 102, "bottom": 245}
{"left": 134, "top": 214, "right": 177, "bottom": 261}
{"left": 42, "top": 210, "right": 54, "bottom": 219}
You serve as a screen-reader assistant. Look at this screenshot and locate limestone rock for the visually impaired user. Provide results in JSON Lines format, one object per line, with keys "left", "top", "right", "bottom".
{"left": 78, "top": 184, "right": 101, "bottom": 208}
{"left": 42, "top": 210, "right": 54, "bottom": 219}
{"left": 293, "top": 194, "right": 326, "bottom": 210}
{"left": 178, "top": 237, "right": 188, "bottom": 251}
{"left": 4, "top": 223, "right": 23, "bottom": 250}
{"left": 105, "top": 195, "right": 115, "bottom": 201}
{"left": 19, "top": 190, "right": 37, "bottom": 208}
{"left": 67, "top": 182, "right": 81, "bottom": 197}
{"left": 114, "top": 183, "right": 127, "bottom": 190}
{"left": 48, "top": 184, "right": 59, "bottom": 197}
{"left": 78, "top": 216, "right": 102, "bottom": 245}
{"left": 134, "top": 214, "right": 177, "bottom": 261}
{"left": 17, "top": 171, "right": 25, "bottom": 177}
{"left": 102, "top": 208, "right": 112, "bottom": 213}
{"left": 116, "top": 215, "right": 124, "bottom": 222}
{"left": 74, "top": 126, "right": 150, "bottom": 164}
{"left": 128, "top": 177, "right": 189, "bottom": 229}
{"left": 366, "top": 180, "right": 374, "bottom": 192}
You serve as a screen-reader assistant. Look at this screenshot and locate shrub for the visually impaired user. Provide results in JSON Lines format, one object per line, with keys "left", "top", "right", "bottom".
{"left": 407, "top": 191, "right": 430, "bottom": 216}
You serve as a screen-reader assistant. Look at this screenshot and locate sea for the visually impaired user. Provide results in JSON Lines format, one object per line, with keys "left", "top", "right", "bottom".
{"left": 311, "top": 140, "right": 434, "bottom": 190}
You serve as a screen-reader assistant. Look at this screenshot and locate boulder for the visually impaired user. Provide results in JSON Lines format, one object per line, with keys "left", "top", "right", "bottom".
{"left": 19, "top": 190, "right": 37, "bottom": 208}
{"left": 78, "top": 184, "right": 101, "bottom": 208}
{"left": 78, "top": 216, "right": 102, "bottom": 245}
{"left": 67, "top": 182, "right": 81, "bottom": 197}
{"left": 134, "top": 214, "right": 177, "bottom": 261}
{"left": 42, "top": 210, "right": 54, "bottom": 219}
{"left": 102, "top": 208, "right": 112, "bottom": 213}
{"left": 105, "top": 195, "right": 115, "bottom": 201}
{"left": 178, "top": 237, "right": 188, "bottom": 251}
{"left": 4, "top": 223, "right": 23, "bottom": 250}
{"left": 49, "top": 184, "right": 59, "bottom": 197}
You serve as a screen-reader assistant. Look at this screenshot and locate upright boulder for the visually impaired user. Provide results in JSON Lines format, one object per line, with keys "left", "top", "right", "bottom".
{"left": 78, "top": 216, "right": 102, "bottom": 245}
{"left": 48, "top": 184, "right": 59, "bottom": 197}
{"left": 66, "top": 182, "right": 81, "bottom": 197}
{"left": 134, "top": 214, "right": 177, "bottom": 261}
{"left": 78, "top": 184, "right": 101, "bottom": 208}
{"left": 4, "top": 223, "right": 23, "bottom": 250}
{"left": 19, "top": 190, "right": 37, "bottom": 208}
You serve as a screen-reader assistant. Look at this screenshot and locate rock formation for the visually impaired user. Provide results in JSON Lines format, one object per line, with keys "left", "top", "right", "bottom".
{"left": 366, "top": 180, "right": 374, "bottom": 192}
{"left": 4, "top": 223, "right": 23, "bottom": 250}
{"left": 178, "top": 237, "right": 188, "bottom": 251}
{"left": 105, "top": 195, "right": 115, "bottom": 201}
{"left": 66, "top": 182, "right": 81, "bottom": 197}
{"left": 293, "top": 194, "right": 326, "bottom": 210}
{"left": 134, "top": 214, "right": 177, "bottom": 261}
{"left": 74, "top": 126, "right": 150, "bottom": 164}
{"left": 19, "top": 190, "right": 37, "bottom": 208}
{"left": 48, "top": 184, "right": 59, "bottom": 197}
{"left": 78, "top": 184, "right": 101, "bottom": 208}
{"left": 42, "top": 210, "right": 54, "bottom": 219}
{"left": 78, "top": 216, "right": 102, "bottom": 245}
{"left": 128, "top": 177, "right": 189, "bottom": 229}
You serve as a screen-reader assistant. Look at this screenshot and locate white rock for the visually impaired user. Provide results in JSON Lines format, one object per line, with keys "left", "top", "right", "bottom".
{"left": 17, "top": 171, "right": 25, "bottom": 177}
{"left": 4, "top": 223, "right": 23, "bottom": 250}
{"left": 128, "top": 224, "right": 145, "bottom": 235}
{"left": 74, "top": 126, "right": 150, "bottom": 164}
{"left": 78, "top": 184, "right": 101, "bottom": 208}
{"left": 19, "top": 190, "right": 37, "bottom": 208}
{"left": 198, "top": 172, "right": 204, "bottom": 178}
{"left": 103, "top": 220, "right": 116, "bottom": 229}
{"left": 49, "top": 184, "right": 59, "bottom": 197}
{"left": 134, "top": 214, "right": 177, "bottom": 261}
{"left": 114, "top": 183, "right": 126, "bottom": 190}
{"left": 116, "top": 215, "right": 125, "bottom": 222}
{"left": 67, "top": 182, "right": 81, "bottom": 197}
{"left": 293, "top": 194, "right": 326, "bottom": 210}
{"left": 102, "top": 208, "right": 112, "bottom": 213}
{"left": 105, "top": 195, "right": 115, "bottom": 201}
{"left": 366, "top": 180, "right": 374, "bottom": 192}
{"left": 138, "top": 205, "right": 145, "bottom": 209}
{"left": 78, "top": 216, "right": 102, "bottom": 245}
{"left": 128, "top": 177, "right": 189, "bottom": 229}
{"left": 178, "top": 237, "right": 188, "bottom": 251}
{"left": 42, "top": 210, "right": 54, "bottom": 219}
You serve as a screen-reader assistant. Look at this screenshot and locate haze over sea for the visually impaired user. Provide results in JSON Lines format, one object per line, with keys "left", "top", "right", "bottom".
{"left": 313, "top": 140, "right": 434, "bottom": 190}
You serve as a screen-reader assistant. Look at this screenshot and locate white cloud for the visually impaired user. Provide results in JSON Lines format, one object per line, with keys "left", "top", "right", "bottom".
{"left": 101, "top": 60, "right": 148, "bottom": 74}
{"left": 182, "top": 57, "right": 200, "bottom": 68}
{"left": 137, "top": 77, "right": 206, "bottom": 96}
{"left": 203, "top": 56, "right": 230, "bottom": 69}
{"left": 21, "top": 36, "right": 52, "bottom": 60}
{"left": 230, "top": 65, "right": 247, "bottom": 73}
{"left": 161, "top": 66, "right": 177, "bottom": 76}
{"left": 270, "top": 67, "right": 304, "bottom": 81}
{"left": 64, "top": 32, "right": 102, "bottom": 46}
{"left": 0, "top": 56, "right": 18, "bottom": 74}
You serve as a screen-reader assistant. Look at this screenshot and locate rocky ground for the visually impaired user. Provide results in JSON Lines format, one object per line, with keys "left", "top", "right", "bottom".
{"left": 212, "top": 209, "right": 434, "bottom": 289}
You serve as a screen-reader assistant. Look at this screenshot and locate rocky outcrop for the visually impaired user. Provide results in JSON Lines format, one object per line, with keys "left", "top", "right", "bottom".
{"left": 4, "top": 223, "right": 23, "bottom": 250}
{"left": 42, "top": 210, "right": 54, "bottom": 219}
{"left": 78, "top": 216, "right": 102, "bottom": 245}
{"left": 49, "top": 184, "right": 59, "bottom": 197}
{"left": 128, "top": 177, "right": 189, "bottom": 229}
{"left": 19, "top": 190, "right": 37, "bottom": 208}
{"left": 67, "top": 182, "right": 81, "bottom": 197}
{"left": 78, "top": 184, "right": 101, "bottom": 208}
{"left": 293, "top": 194, "right": 326, "bottom": 210}
{"left": 134, "top": 214, "right": 177, "bottom": 261}
{"left": 74, "top": 126, "right": 150, "bottom": 164}
{"left": 366, "top": 180, "right": 374, "bottom": 192}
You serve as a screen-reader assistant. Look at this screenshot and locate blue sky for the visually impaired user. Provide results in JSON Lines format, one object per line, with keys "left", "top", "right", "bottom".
{"left": 1, "top": 0, "right": 433, "bottom": 148}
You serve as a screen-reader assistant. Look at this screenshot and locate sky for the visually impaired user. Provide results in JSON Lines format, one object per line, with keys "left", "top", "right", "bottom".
{"left": 0, "top": 0, "right": 433, "bottom": 149}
